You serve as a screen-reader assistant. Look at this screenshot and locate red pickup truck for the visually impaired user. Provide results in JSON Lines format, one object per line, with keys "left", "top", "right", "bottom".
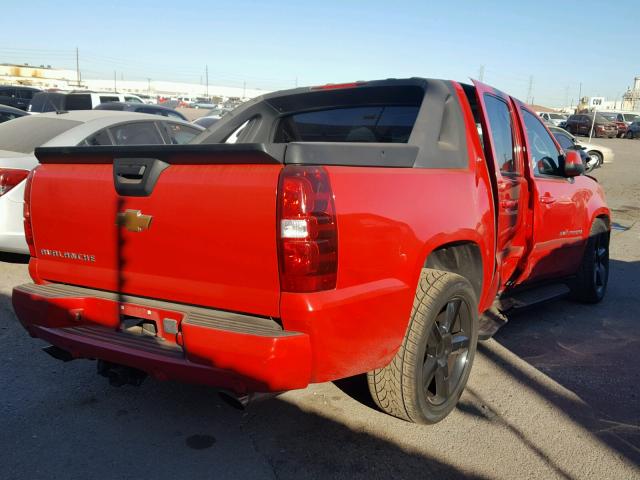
{"left": 12, "top": 79, "right": 610, "bottom": 424}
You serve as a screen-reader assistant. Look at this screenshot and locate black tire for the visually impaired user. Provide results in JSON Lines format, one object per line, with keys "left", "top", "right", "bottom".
{"left": 570, "top": 219, "right": 609, "bottom": 303}
{"left": 367, "top": 269, "right": 478, "bottom": 424}
{"left": 627, "top": 130, "right": 635, "bottom": 139}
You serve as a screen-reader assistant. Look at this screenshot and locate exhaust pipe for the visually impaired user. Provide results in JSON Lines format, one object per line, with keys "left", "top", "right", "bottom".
{"left": 42, "top": 345, "right": 74, "bottom": 362}
{"left": 218, "top": 390, "right": 277, "bottom": 410}
{"left": 97, "top": 360, "right": 147, "bottom": 387}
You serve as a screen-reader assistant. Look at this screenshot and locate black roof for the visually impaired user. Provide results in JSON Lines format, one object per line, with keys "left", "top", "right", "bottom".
{"left": 0, "top": 84, "right": 41, "bottom": 92}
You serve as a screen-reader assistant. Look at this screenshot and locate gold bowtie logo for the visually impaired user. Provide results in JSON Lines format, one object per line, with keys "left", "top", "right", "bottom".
{"left": 116, "top": 209, "right": 153, "bottom": 232}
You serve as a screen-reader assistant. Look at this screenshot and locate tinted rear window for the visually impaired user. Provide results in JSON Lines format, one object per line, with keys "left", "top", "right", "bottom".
{"left": 65, "top": 94, "right": 92, "bottom": 110}
{"left": 0, "top": 117, "right": 82, "bottom": 153}
{"left": 29, "top": 93, "right": 66, "bottom": 113}
{"left": 275, "top": 105, "right": 419, "bottom": 143}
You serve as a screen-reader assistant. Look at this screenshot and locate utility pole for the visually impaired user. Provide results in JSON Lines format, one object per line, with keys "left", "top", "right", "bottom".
{"left": 75, "top": 47, "right": 81, "bottom": 87}
{"left": 113, "top": 70, "right": 117, "bottom": 92}
{"left": 526, "top": 75, "right": 533, "bottom": 104}
{"left": 147, "top": 78, "right": 151, "bottom": 95}
{"left": 243, "top": 81, "right": 246, "bottom": 99}
{"left": 478, "top": 65, "right": 485, "bottom": 82}
{"left": 578, "top": 82, "right": 582, "bottom": 109}
{"left": 205, "top": 65, "right": 209, "bottom": 99}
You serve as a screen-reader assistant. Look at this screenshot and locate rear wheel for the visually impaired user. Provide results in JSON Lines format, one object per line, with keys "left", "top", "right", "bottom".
{"left": 627, "top": 130, "right": 635, "bottom": 139}
{"left": 367, "top": 269, "right": 478, "bottom": 424}
{"left": 570, "top": 219, "right": 609, "bottom": 303}
{"left": 586, "top": 150, "right": 603, "bottom": 171}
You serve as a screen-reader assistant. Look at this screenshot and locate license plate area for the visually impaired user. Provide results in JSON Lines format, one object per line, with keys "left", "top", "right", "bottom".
{"left": 118, "top": 303, "right": 183, "bottom": 345}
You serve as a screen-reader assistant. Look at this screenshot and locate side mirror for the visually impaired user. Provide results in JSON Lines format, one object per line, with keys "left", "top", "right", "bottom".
{"left": 563, "top": 150, "right": 585, "bottom": 177}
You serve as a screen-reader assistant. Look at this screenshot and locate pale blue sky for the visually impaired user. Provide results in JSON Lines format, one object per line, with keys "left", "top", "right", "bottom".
{"left": 1, "top": 0, "right": 638, "bottom": 106}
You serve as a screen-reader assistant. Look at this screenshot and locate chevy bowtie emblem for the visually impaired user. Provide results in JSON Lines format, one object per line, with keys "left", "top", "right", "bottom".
{"left": 116, "top": 209, "right": 153, "bottom": 232}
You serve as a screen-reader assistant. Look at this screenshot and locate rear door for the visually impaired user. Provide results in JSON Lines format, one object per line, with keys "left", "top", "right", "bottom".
{"left": 515, "top": 107, "right": 589, "bottom": 281}
{"left": 473, "top": 81, "right": 529, "bottom": 287}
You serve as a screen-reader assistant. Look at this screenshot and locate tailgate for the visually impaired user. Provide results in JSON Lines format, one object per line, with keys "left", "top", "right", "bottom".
{"left": 30, "top": 144, "right": 283, "bottom": 317}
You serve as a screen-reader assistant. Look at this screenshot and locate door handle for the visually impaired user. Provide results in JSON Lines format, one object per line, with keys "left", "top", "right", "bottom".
{"left": 500, "top": 199, "right": 517, "bottom": 209}
{"left": 539, "top": 196, "right": 556, "bottom": 204}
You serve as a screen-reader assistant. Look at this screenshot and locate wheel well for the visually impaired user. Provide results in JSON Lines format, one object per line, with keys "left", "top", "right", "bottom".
{"left": 424, "top": 242, "right": 483, "bottom": 300}
{"left": 596, "top": 214, "right": 610, "bottom": 230}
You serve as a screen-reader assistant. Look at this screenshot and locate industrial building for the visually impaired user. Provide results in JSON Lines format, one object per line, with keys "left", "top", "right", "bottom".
{"left": 0, "top": 63, "right": 268, "bottom": 100}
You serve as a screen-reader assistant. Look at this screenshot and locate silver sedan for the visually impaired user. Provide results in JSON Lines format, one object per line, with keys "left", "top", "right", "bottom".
{"left": 0, "top": 110, "right": 203, "bottom": 254}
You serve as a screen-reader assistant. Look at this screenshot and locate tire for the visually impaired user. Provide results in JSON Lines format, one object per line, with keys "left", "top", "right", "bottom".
{"left": 570, "top": 219, "right": 609, "bottom": 303}
{"left": 627, "top": 130, "right": 635, "bottom": 139}
{"left": 367, "top": 269, "right": 478, "bottom": 424}
{"left": 586, "top": 150, "right": 603, "bottom": 171}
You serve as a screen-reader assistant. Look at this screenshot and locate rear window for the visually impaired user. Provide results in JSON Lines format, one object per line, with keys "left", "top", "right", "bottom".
{"left": 65, "top": 94, "right": 92, "bottom": 110}
{"left": 29, "top": 93, "right": 66, "bottom": 113}
{"left": 274, "top": 105, "right": 419, "bottom": 143}
{"left": 0, "top": 117, "right": 82, "bottom": 153}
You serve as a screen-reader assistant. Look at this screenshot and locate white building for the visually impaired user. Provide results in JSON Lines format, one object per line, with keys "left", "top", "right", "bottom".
{"left": 0, "top": 63, "right": 270, "bottom": 100}
{"left": 621, "top": 76, "right": 640, "bottom": 112}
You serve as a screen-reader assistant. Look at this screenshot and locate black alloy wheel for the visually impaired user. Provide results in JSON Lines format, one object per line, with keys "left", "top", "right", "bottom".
{"left": 422, "top": 297, "right": 472, "bottom": 406}
{"left": 592, "top": 231, "right": 609, "bottom": 300}
{"left": 571, "top": 219, "right": 609, "bottom": 303}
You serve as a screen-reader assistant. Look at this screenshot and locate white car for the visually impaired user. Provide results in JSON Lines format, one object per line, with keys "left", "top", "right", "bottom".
{"left": 548, "top": 125, "right": 614, "bottom": 170}
{"left": 538, "top": 112, "right": 568, "bottom": 127}
{"left": 0, "top": 110, "right": 203, "bottom": 254}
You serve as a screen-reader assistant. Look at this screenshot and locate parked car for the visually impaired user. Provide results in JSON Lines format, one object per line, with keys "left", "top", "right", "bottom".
{"left": 599, "top": 112, "right": 628, "bottom": 137}
{"left": 12, "top": 78, "right": 610, "bottom": 425}
{"left": 190, "top": 101, "right": 217, "bottom": 109}
{"left": 537, "top": 112, "right": 568, "bottom": 127}
{"left": 27, "top": 91, "right": 67, "bottom": 113}
{"left": 548, "top": 125, "right": 614, "bottom": 172}
{"left": 95, "top": 102, "right": 188, "bottom": 121}
{"left": 136, "top": 94, "right": 157, "bottom": 104}
{"left": 0, "top": 110, "right": 203, "bottom": 253}
{"left": 28, "top": 92, "right": 145, "bottom": 113}
{"left": 192, "top": 115, "right": 221, "bottom": 128}
{"left": 65, "top": 92, "right": 144, "bottom": 110}
{"left": 0, "top": 85, "right": 41, "bottom": 110}
{"left": 625, "top": 121, "right": 640, "bottom": 139}
{"left": 565, "top": 113, "right": 617, "bottom": 138}
{"left": 610, "top": 112, "right": 640, "bottom": 126}
{"left": 0, "top": 104, "right": 28, "bottom": 124}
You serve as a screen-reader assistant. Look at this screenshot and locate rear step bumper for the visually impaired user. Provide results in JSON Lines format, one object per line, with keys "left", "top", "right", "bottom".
{"left": 12, "top": 283, "right": 312, "bottom": 394}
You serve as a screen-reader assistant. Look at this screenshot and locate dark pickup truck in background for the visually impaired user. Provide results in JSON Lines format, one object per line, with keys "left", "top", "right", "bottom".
{"left": 13, "top": 78, "right": 610, "bottom": 424}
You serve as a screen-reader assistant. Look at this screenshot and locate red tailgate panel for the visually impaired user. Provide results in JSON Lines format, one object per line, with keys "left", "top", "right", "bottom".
{"left": 30, "top": 163, "right": 282, "bottom": 317}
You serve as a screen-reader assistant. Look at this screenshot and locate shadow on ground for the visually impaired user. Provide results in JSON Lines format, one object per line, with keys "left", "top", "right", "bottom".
{"left": 490, "top": 259, "right": 640, "bottom": 464}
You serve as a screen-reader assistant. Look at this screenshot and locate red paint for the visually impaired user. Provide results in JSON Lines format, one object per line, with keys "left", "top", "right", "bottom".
{"left": 13, "top": 79, "right": 609, "bottom": 395}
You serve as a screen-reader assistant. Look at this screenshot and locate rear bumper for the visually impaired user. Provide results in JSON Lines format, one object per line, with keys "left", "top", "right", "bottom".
{"left": 12, "top": 283, "right": 312, "bottom": 394}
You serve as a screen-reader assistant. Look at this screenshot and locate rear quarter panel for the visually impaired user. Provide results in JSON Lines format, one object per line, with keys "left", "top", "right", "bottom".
{"left": 282, "top": 160, "right": 495, "bottom": 382}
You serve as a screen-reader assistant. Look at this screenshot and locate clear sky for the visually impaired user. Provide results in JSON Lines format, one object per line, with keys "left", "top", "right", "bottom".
{"left": 1, "top": 0, "right": 638, "bottom": 106}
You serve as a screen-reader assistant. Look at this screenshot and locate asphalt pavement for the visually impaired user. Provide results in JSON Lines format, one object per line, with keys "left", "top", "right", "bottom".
{"left": 1, "top": 137, "right": 638, "bottom": 480}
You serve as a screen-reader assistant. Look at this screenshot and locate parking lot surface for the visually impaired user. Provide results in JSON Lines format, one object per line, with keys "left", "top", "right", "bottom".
{"left": 1, "top": 138, "right": 639, "bottom": 479}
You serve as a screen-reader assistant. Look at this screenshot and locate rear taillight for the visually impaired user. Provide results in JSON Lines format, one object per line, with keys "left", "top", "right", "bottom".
{"left": 0, "top": 168, "right": 29, "bottom": 197}
{"left": 277, "top": 166, "right": 337, "bottom": 292}
{"left": 23, "top": 169, "right": 36, "bottom": 257}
